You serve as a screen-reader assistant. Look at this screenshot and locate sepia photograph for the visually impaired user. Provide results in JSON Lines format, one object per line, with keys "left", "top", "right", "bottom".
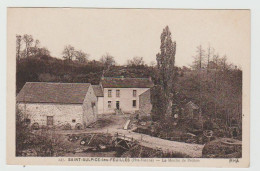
{"left": 6, "top": 8, "right": 250, "bottom": 167}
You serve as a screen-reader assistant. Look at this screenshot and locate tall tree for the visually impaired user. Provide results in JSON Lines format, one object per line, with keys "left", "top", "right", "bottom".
{"left": 192, "top": 45, "right": 206, "bottom": 70}
{"left": 62, "top": 45, "right": 75, "bottom": 62}
{"left": 206, "top": 45, "right": 212, "bottom": 73}
{"left": 155, "top": 26, "right": 177, "bottom": 117}
{"left": 16, "top": 35, "right": 22, "bottom": 61}
{"left": 23, "top": 34, "right": 34, "bottom": 58}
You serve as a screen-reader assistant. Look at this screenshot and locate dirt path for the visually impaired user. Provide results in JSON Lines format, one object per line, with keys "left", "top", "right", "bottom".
{"left": 112, "top": 128, "right": 204, "bottom": 158}
{"left": 58, "top": 114, "right": 204, "bottom": 157}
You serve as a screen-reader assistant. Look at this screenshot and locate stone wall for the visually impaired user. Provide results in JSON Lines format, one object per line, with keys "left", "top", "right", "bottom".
{"left": 139, "top": 89, "right": 152, "bottom": 114}
{"left": 82, "top": 85, "right": 98, "bottom": 126}
{"left": 97, "top": 96, "right": 104, "bottom": 114}
{"left": 17, "top": 103, "right": 83, "bottom": 129}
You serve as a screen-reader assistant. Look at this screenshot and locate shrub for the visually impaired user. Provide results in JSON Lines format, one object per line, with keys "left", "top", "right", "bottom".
{"left": 63, "top": 123, "right": 72, "bottom": 130}
{"left": 75, "top": 123, "right": 83, "bottom": 130}
{"left": 31, "top": 122, "right": 40, "bottom": 130}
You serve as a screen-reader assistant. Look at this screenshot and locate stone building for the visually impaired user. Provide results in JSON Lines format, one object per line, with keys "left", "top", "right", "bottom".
{"left": 16, "top": 77, "right": 154, "bottom": 129}
{"left": 16, "top": 82, "right": 97, "bottom": 129}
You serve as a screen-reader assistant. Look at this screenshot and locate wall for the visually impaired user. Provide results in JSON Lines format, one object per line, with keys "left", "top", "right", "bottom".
{"left": 82, "top": 85, "right": 98, "bottom": 126}
{"left": 139, "top": 89, "right": 152, "bottom": 115}
{"left": 103, "top": 88, "right": 150, "bottom": 114}
{"left": 17, "top": 103, "right": 83, "bottom": 129}
{"left": 97, "top": 97, "right": 104, "bottom": 114}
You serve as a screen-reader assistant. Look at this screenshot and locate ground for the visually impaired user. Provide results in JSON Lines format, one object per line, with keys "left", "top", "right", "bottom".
{"left": 53, "top": 114, "right": 204, "bottom": 157}
{"left": 22, "top": 114, "right": 240, "bottom": 158}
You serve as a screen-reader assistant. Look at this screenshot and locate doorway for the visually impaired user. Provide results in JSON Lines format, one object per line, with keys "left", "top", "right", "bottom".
{"left": 116, "top": 101, "right": 120, "bottom": 110}
{"left": 47, "top": 116, "right": 54, "bottom": 126}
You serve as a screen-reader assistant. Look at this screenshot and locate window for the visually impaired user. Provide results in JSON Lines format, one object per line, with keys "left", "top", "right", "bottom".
{"left": 108, "top": 101, "right": 112, "bottom": 108}
{"left": 91, "top": 102, "right": 96, "bottom": 107}
{"left": 133, "top": 90, "right": 137, "bottom": 97}
{"left": 72, "top": 119, "right": 76, "bottom": 123}
{"left": 133, "top": 100, "right": 136, "bottom": 108}
{"left": 25, "top": 118, "right": 31, "bottom": 124}
{"left": 116, "top": 90, "right": 120, "bottom": 97}
{"left": 108, "top": 90, "right": 112, "bottom": 97}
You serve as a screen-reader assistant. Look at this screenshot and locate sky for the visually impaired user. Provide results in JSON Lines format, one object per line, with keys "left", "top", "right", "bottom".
{"left": 8, "top": 8, "right": 250, "bottom": 68}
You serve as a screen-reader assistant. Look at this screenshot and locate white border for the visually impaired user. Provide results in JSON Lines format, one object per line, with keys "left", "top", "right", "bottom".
{"left": 1, "top": 0, "right": 260, "bottom": 170}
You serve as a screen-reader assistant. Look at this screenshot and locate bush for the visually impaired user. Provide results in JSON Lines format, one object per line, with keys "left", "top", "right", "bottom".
{"left": 31, "top": 122, "right": 40, "bottom": 130}
{"left": 63, "top": 123, "right": 72, "bottom": 130}
{"left": 75, "top": 123, "right": 83, "bottom": 130}
{"left": 202, "top": 138, "right": 242, "bottom": 158}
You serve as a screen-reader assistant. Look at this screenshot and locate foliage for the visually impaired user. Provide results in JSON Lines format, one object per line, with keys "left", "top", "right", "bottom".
{"left": 99, "top": 53, "right": 116, "bottom": 70}
{"left": 62, "top": 45, "right": 75, "bottom": 61}
{"left": 127, "top": 56, "right": 145, "bottom": 66}
{"left": 152, "top": 25, "right": 177, "bottom": 118}
{"left": 16, "top": 108, "right": 31, "bottom": 156}
{"left": 150, "top": 85, "right": 167, "bottom": 121}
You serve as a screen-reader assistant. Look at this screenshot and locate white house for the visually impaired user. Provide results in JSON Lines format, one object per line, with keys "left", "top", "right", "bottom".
{"left": 93, "top": 77, "right": 154, "bottom": 114}
{"left": 16, "top": 82, "right": 98, "bottom": 129}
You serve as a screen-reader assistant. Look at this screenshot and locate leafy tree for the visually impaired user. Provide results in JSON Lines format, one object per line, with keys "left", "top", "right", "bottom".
{"left": 37, "top": 47, "right": 51, "bottom": 57}
{"left": 150, "top": 85, "right": 167, "bottom": 121}
{"left": 62, "top": 45, "right": 75, "bottom": 61}
{"left": 75, "top": 50, "right": 89, "bottom": 63}
{"left": 154, "top": 26, "right": 177, "bottom": 117}
{"left": 100, "top": 53, "right": 116, "bottom": 69}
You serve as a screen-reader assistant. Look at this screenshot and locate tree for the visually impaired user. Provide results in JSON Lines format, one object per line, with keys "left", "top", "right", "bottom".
{"left": 191, "top": 45, "right": 206, "bottom": 70}
{"left": 62, "top": 45, "right": 75, "bottom": 61}
{"left": 23, "top": 34, "right": 34, "bottom": 58}
{"left": 37, "top": 47, "right": 51, "bottom": 57}
{"left": 75, "top": 50, "right": 89, "bottom": 63}
{"left": 100, "top": 53, "right": 116, "bottom": 69}
{"left": 219, "top": 55, "right": 227, "bottom": 71}
{"left": 127, "top": 56, "right": 145, "bottom": 66}
{"left": 149, "top": 61, "right": 156, "bottom": 67}
{"left": 154, "top": 26, "right": 177, "bottom": 118}
{"left": 16, "top": 35, "right": 22, "bottom": 61}
{"left": 150, "top": 85, "right": 167, "bottom": 121}
{"left": 206, "top": 45, "right": 213, "bottom": 73}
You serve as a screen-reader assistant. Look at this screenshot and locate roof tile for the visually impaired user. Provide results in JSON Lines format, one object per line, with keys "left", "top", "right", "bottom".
{"left": 17, "top": 82, "right": 90, "bottom": 104}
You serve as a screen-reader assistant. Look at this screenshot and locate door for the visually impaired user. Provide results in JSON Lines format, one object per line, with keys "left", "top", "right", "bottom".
{"left": 116, "top": 101, "right": 120, "bottom": 110}
{"left": 47, "top": 116, "right": 54, "bottom": 126}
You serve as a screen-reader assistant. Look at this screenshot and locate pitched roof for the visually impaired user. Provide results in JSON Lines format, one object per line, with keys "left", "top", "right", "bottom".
{"left": 92, "top": 85, "right": 104, "bottom": 97}
{"left": 16, "top": 82, "right": 91, "bottom": 104}
{"left": 101, "top": 77, "right": 154, "bottom": 88}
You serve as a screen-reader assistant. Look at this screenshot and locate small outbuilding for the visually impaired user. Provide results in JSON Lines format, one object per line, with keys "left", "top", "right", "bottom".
{"left": 16, "top": 82, "right": 97, "bottom": 129}
{"left": 184, "top": 101, "right": 200, "bottom": 119}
